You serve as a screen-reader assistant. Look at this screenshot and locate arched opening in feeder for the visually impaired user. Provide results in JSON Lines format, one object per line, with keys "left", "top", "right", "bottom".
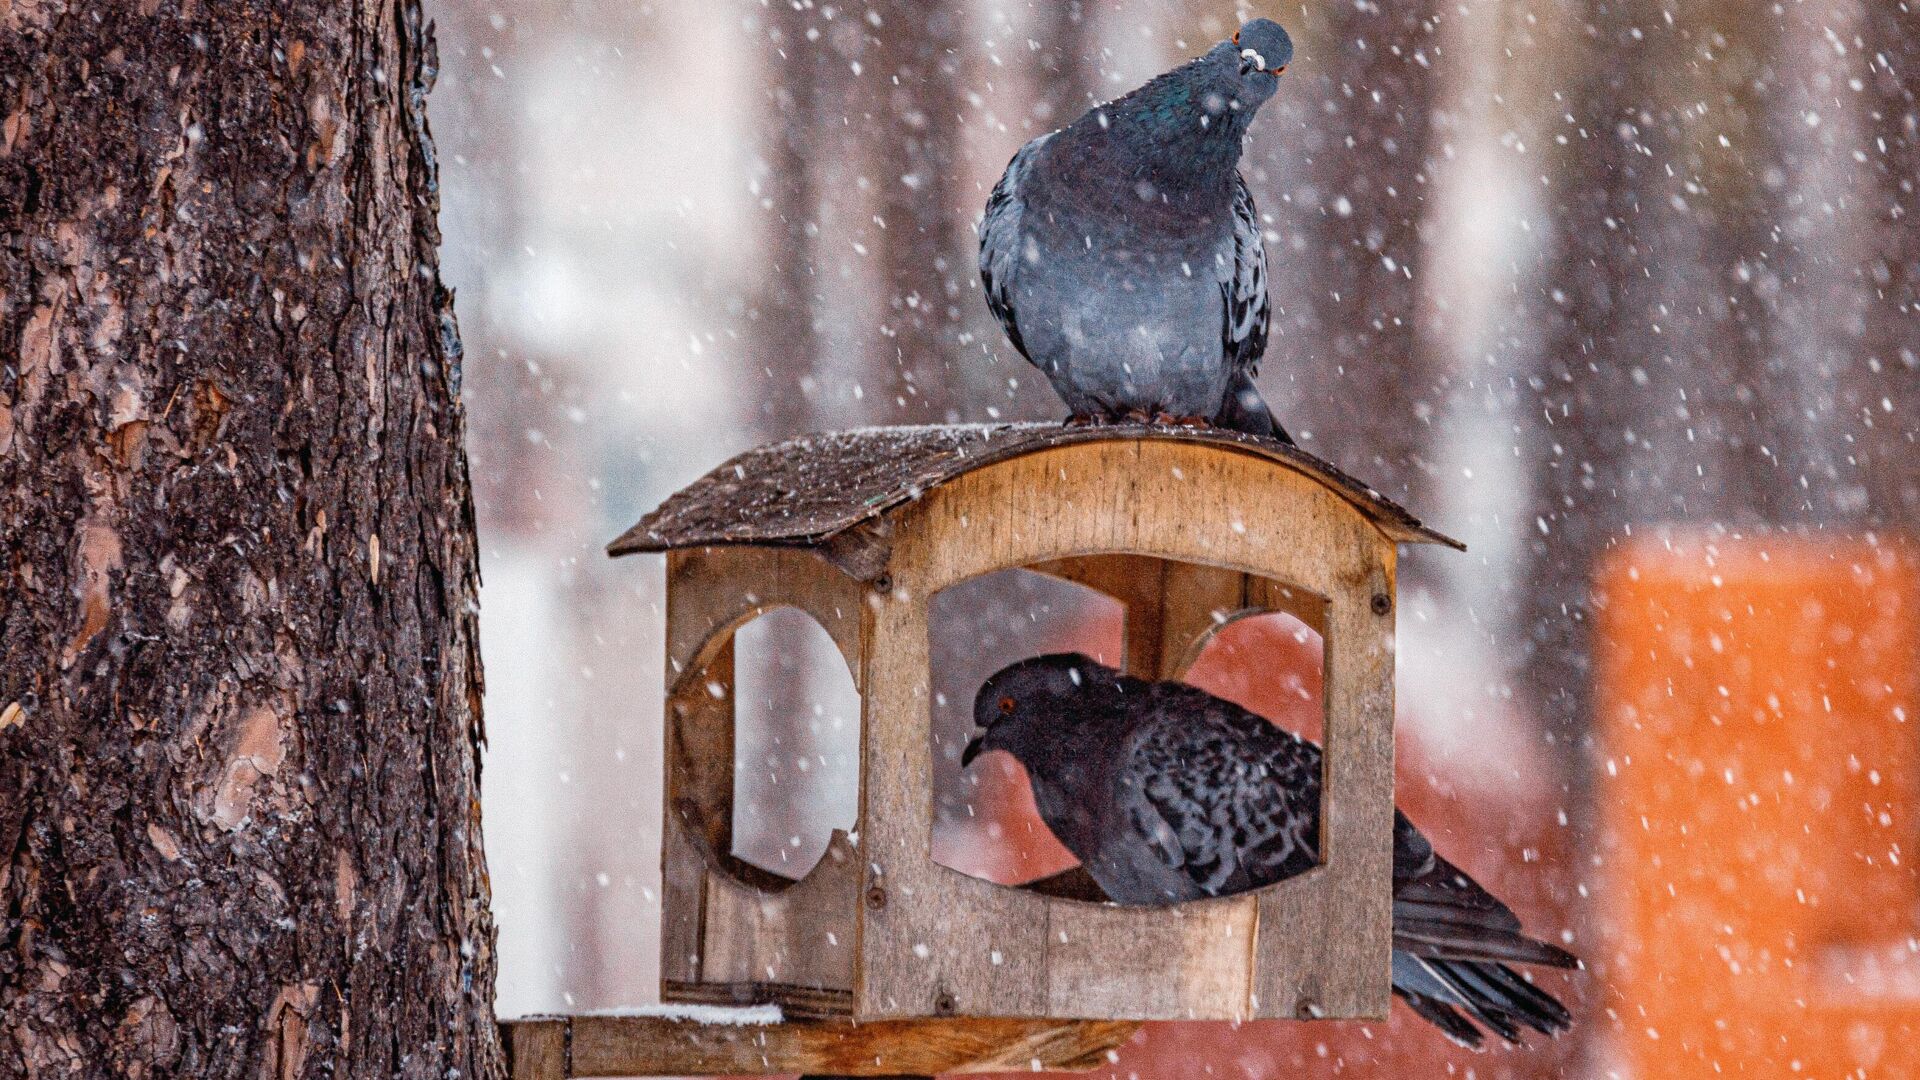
{"left": 928, "top": 556, "right": 1330, "bottom": 900}
{"left": 659, "top": 552, "right": 869, "bottom": 901}
{"left": 730, "top": 606, "right": 862, "bottom": 880}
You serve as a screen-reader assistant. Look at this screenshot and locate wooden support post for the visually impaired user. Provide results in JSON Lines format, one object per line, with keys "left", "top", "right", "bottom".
{"left": 506, "top": 1018, "right": 567, "bottom": 1080}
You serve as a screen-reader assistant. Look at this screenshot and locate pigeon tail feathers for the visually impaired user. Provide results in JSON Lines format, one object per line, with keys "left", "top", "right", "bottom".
{"left": 1394, "top": 988, "right": 1487, "bottom": 1049}
{"left": 1389, "top": 848, "right": 1577, "bottom": 1046}
{"left": 1214, "top": 371, "right": 1293, "bottom": 445}
{"left": 1392, "top": 852, "right": 1579, "bottom": 969}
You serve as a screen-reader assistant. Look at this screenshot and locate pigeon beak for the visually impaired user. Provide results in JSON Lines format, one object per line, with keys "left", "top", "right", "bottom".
{"left": 961, "top": 734, "right": 985, "bottom": 768}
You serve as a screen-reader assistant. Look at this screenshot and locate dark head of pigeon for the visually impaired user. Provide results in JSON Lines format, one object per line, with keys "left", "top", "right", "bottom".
{"left": 964, "top": 652, "right": 1121, "bottom": 769}
{"left": 1186, "top": 17, "right": 1293, "bottom": 126}
{"left": 1232, "top": 18, "right": 1293, "bottom": 81}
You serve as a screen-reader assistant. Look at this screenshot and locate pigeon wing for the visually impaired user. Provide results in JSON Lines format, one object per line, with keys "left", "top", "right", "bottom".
{"left": 1217, "top": 172, "right": 1271, "bottom": 379}
{"left": 979, "top": 132, "right": 1052, "bottom": 367}
{"left": 1118, "top": 686, "right": 1321, "bottom": 898}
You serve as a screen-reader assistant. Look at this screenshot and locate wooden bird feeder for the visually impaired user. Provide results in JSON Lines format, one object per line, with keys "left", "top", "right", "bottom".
{"left": 505, "top": 423, "right": 1458, "bottom": 1078}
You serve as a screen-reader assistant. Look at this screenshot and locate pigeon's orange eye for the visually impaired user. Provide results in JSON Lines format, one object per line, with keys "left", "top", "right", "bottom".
{"left": 998, "top": 696, "right": 1017, "bottom": 714}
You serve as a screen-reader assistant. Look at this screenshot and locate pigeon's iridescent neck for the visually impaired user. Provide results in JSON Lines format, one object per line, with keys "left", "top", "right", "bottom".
{"left": 1057, "top": 45, "right": 1266, "bottom": 202}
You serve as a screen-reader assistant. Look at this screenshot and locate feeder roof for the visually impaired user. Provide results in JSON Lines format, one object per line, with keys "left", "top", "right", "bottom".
{"left": 608, "top": 423, "right": 1463, "bottom": 557}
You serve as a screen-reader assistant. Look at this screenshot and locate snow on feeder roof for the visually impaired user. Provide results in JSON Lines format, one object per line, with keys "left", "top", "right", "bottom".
{"left": 608, "top": 422, "right": 1462, "bottom": 560}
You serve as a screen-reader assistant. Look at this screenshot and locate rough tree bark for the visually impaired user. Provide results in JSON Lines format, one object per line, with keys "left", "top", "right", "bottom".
{"left": 0, "top": 4, "right": 504, "bottom": 1078}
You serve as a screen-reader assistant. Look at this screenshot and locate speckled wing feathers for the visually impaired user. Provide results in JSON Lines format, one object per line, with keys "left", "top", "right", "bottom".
{"left": 991, "top": 654, "right": 1574, "bottom": 1047}
{"left": 1218, "top": 173, "right": 1271, "bottom": 379}
{"left": 1117, "top": 682, "right": 1320, "bottom": 898}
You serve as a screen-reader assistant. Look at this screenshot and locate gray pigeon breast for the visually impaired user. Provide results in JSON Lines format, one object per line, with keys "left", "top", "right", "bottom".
{"left": 1011, "top": 199, "right": 1239, "bottom": 417}
{"left": 980, "top": 129, "right": 1273, "bottom": 423}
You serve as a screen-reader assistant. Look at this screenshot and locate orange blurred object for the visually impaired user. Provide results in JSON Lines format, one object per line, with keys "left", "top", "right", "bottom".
{"left": 1596, "top": 536, "right": 1920, "bottom": 1078}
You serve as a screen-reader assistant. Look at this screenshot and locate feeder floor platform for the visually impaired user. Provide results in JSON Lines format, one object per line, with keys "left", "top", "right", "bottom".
{"left": 503, "top": 1011, "right": 1140, "bottom": 1077}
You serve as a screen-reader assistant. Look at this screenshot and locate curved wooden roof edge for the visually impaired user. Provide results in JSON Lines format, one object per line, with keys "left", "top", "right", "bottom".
{"left": 607, "top": 422, "right": 1464, "bottom": 559}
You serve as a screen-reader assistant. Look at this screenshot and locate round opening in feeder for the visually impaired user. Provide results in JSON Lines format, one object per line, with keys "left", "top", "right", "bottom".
{"left": 731, "top": 606, "right": 862, "bottom": 881}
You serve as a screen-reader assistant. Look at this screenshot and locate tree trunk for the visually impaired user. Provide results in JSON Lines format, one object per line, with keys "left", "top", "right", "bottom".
{"left": 0, "top": 4, "right": 504, "bottom": 1078}
{"left": 754, "top": 0, "right": 831, "bottom": 440}
{"left": 1031, "top": 2, "right": 1097, "bottom": 133}
{"left": 1513, "top": 5, "right": 1668, "bottom": 758}
{"left": 1514, "top": 0, "right": 1858, "bottom": 756}
{"left": 1677, "top": 1, "right": 1807, "bottom": 526}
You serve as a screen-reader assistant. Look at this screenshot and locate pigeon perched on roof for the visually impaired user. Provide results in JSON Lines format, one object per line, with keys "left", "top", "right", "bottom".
{"left": 979, "top": 18, "right": 1295, "bottom": 442}
{"left": 962, "top": 653, "right": 1579, "bottom": 1047}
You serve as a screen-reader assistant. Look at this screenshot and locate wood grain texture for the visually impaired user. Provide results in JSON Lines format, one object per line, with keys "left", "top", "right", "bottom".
{"left": 1029, "top": 556, "right": 1330, "bottom": 678}
{"left": 506, "top": 1020, "right": 567, "bottom": 1080}
{"left": 1253, "top": 544, "right": 1396, "bottom": 1020}
{"left": 1156, "top": 560, "right": 1258, "bottom": 679}
{"left": 500, "top": 1015, "right": 1139, "bottom": 1077}
{"left": 1043, "top": 895, "right": 1259, "bottom": 1018}
{"left": 859, "top": 577, "right": 1052, "bottom": 1018}
{"left": 691, "top": 828, "right": 861, "bottom": 1006}
{"left": 609, "top": 423, "right": 1461, "bottom": 556}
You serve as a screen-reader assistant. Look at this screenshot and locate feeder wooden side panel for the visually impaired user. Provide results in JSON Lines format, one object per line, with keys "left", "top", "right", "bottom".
{"left": 659, "top": 638, "right": 730, "bottom": 986}
{"left": 1156, "top": 559, "right": 1255, "bottom": 679}
{"left": 857, "top": 439, "right": 1397, "bottom": 1020}
{"left": 663, "top": 546, "right": 867, "bottom": 694}
{"left": 1032, "top": 556, "right": 1332, "bottom": 680}
{"left": 857, "top": 585, "right": 1052, "bottom": 1017}
{"left": 1254, "top": 540, "right": 1397, "bottom": 1020}
{"left": 925, "top": 441, "right": 1371, "bottom": 605}
{"left": 659, "top": 820, "right": 705, "bottom": 986}
{"left": 694, "top": 829, "right": 860, "bottom": 1001}
{"left": 1247, "top": 574, "right": 1331, "bottom": 638}
{"left": 1028, "top": 553, "right": 1169, "bottom": 677}
{"left": 1042, "top": 893, "right": 1259, "bottom": 1018}
{"left": 659, "top": 545, "right": 868, "bottom": 1001}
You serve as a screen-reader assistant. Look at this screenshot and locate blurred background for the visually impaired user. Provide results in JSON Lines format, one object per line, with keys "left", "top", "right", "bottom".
{"left": 430, "top": 1, "right": 1919, "bottom": 1076}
